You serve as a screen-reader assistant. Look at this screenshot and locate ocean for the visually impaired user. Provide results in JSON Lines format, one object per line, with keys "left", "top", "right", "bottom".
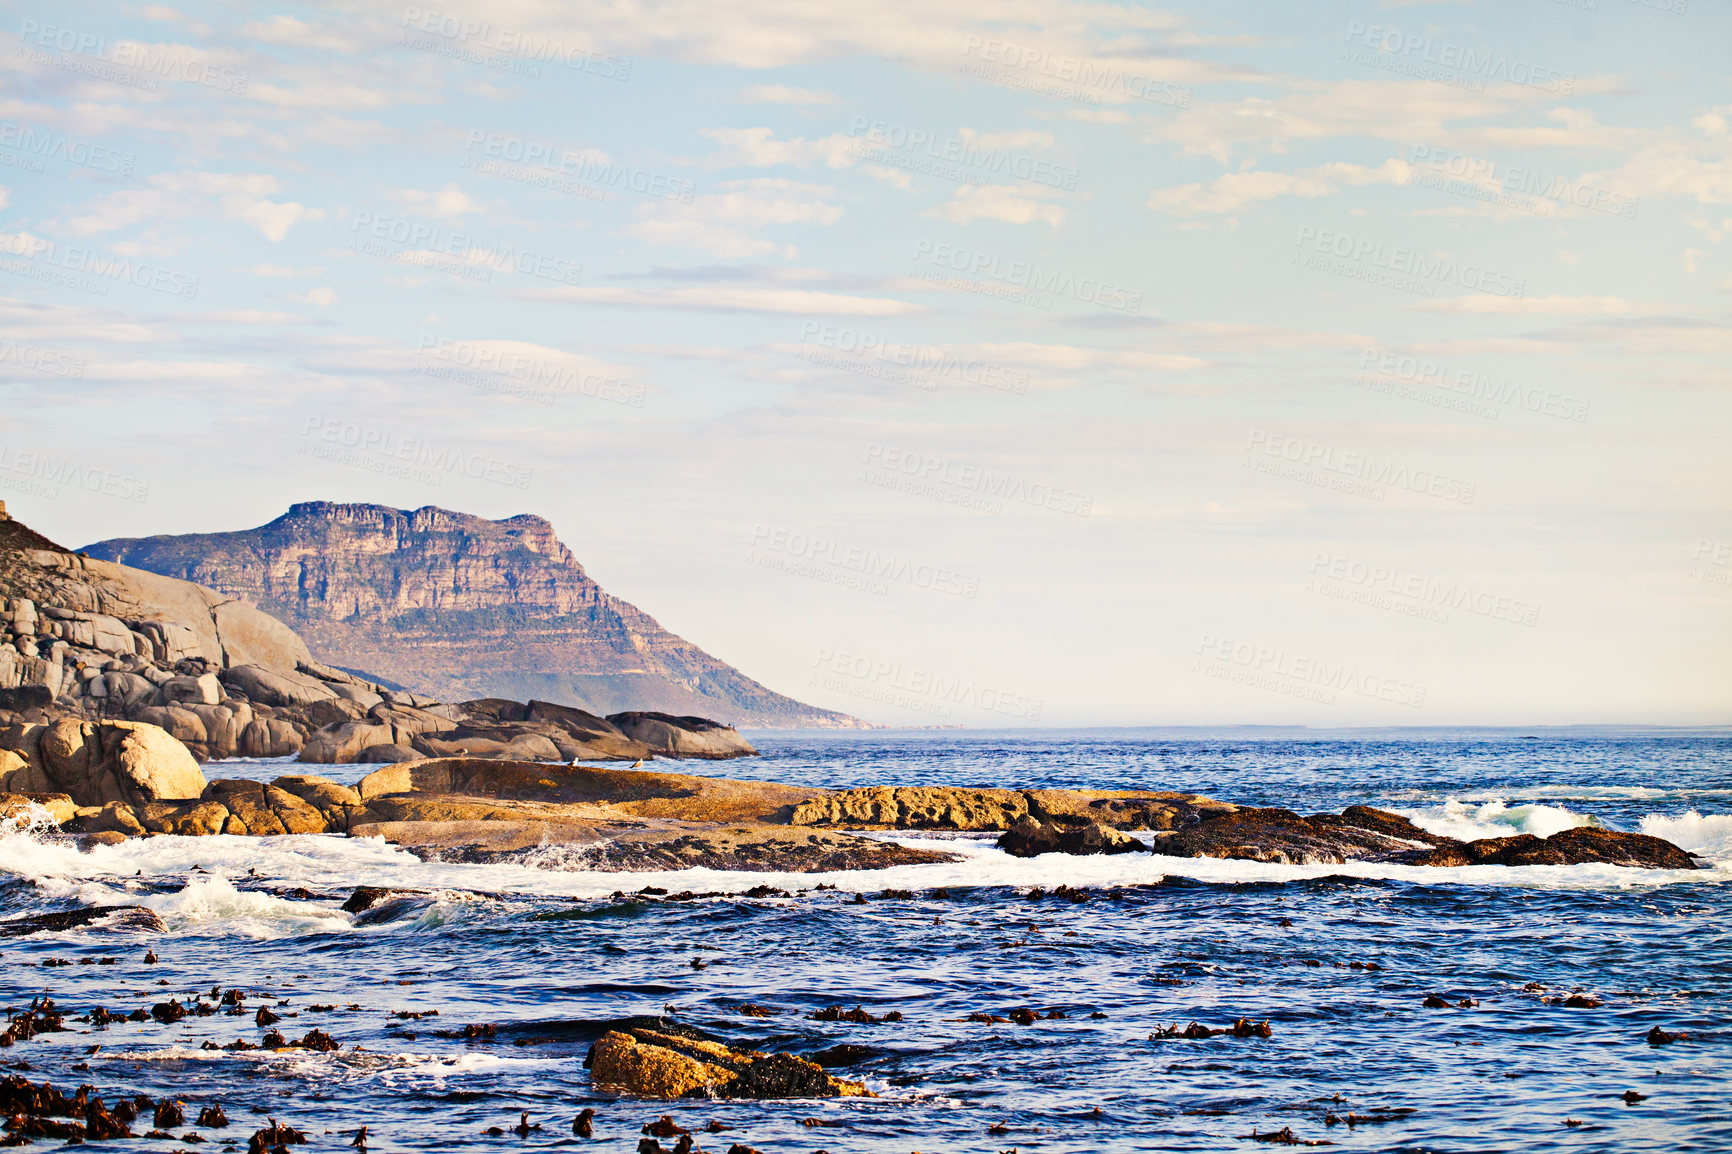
{"left": 3, "top": 728, "right": 1730, "bottom": 1152}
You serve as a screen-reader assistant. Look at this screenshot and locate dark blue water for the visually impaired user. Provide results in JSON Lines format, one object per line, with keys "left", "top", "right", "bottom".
{"left": 3, "top": 729, "right": 1729, "bottom": 1152}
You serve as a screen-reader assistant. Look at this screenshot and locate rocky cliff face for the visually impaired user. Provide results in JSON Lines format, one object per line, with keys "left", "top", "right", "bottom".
{"left": 84, "top": 502, "right": 862, "bottom": 728}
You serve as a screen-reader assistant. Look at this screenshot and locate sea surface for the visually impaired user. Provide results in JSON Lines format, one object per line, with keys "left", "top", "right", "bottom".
{"left": 3, "top": 727, "right": 1731, "bottom": 1153}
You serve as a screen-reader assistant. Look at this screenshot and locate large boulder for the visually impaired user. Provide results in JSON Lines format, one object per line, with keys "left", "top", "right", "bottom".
{"left": 86, "top": 671, "right": 157, "bottom": 711}
{"left": 297, "top": 719, "right": 396, "bottom": 763}
{"left": 523, "top": 700, "right": 651, "bottom": 760}
{"left": 0, "top": 719, "right": 205, "bottom": 807}
{"left": 160, "top": 672, "right": 222, "bottom": 706}
{"left": 212, "top": 600, "right": 313, "bottom": 670}
{"left": 606, "top": 712, "right": 756, "bottom": 759}
{"left": 220, "top": 664, "right": 338, "bottom": 708}
{"left": 0, "top": 790, "right": 76, "bottom": 825}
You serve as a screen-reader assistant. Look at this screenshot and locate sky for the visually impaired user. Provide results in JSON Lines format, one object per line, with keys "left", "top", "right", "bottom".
{"left": 0, "top": 0, "right": 1727, "bottom": 727}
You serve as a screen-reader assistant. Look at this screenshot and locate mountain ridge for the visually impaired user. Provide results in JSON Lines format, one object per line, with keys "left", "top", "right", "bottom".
{"left": 83, "top": 501, "right": 865, "bottom": 728}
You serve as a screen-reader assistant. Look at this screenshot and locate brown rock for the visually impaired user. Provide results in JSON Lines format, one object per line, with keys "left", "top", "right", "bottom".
{"left": 606, "top": 713, "right": 756, "bottom": 760}
{"left": 586, "top": 1028, "right": 872, "bottom": 1099}
{"left": 134, "top": 799, "right": 233, "bottom": 836}
{"left": 1414, "top": 825, "right": 1699, "bottom": 870}
{"left": 297, "top": 720, "right": 396, "bottom": 764}
{"left": 997, "top": 817, "right": 1143, "bottom": 858}
{"left": 0, "top": 790, "right": 76, "bottom": 825}
{"left": 1152, "top": 806, "right": 1450, "bottom": 866}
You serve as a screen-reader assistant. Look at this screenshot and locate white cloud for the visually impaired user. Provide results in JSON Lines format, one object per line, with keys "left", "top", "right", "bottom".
{"left": 1148, "top": 159, "right": 1411, "bottom": 216}
{"left": 395, "top": 185, "right": 486, "bottom": 219}
{"left": 626, "top": 179, "right": 843, "bottom": 257}
{"left": 253, "top": 265, "right": 327, "bottom": 278}
{"left": 960, "top": 129, "right": 1057, "bottom": 151}
{"left": 63, "top": 173, "right": 325, "bottom": 242}
{"left": 1140, "top": 80, "right": 1635, "bottom": 165}
{"left": 701, "top": 127, "right": 860, "bottom": 170}
{"left": 740, "top": 85, "right": 836, "bottom": 105}
{"left": 862, "top": 165, "right": 914, "bottom": 190}
{"left": 1693, "top": 105, "right": 1732, "bottom": 139}
{"left": 926, "top": 184, "right": 1067, "bottom": 226}
{"left": 524, "top": 285, "right": 921, "bottom": 315}
{"left": 1411, "top": 295, "right": 1673, "bottom": 316}
{"left": 289, "top": 287, "right": 338, "bottom": 307}
{"left": 238, "top": 15, "right": 367, "bottom": 52}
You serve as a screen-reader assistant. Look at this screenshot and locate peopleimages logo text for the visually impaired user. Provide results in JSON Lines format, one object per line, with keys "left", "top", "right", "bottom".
{"left": 1343, "top": 22, "right": 1574, "bottom": 93}
{"left": 1357, "top": 347, "right": 1589, "bottom": 423}
{"left": 1246, "top": 430, "right": 1477, "bottom": 504}
{"left": 0, "top": 231, "right": 198, "bottom": 298}
{"left": 349, "top": 212, "right": 582, "bottom": 284}
{"left": 847, "top": 118, "right": 1079, "bottom": 190}
{"left": 0, "top": 122, "right": 134, "bottom": 174}
{"left": 911, "top": 239, "right": 1140, "bottom": 312}
{"left": 462, "top": 131, "right": 694, "bottom": 202}
{"left": 1294, "top": 226, "right": 1526, "bottom": 299}
{"left": 300, "top": 417, "right": 533, "bottom": 489}
{"left": 959, "top": 36, "right": 1192, "bottom": 107}
{"left": 18, "top": 20, "right": 249, "bottom": 92}
{"left": 863, "top": 443, "right": 1092, "bottom": 516}
{"left": 1408, "top": 145, "right": 1639, "bottom": 219}
{"left": 399, "top": 9, "right": 631, "bottom": 79}
{"left": 813, "top": 647, "right": 1043, "bottom": 721}
{"left": 1194, "top": 633, "right": 1427, "bottom": 708}
{"left": 747, "top": 525, "right": 979, "bottom": 598}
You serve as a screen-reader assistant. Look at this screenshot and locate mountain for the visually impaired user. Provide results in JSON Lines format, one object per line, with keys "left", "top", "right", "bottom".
{"left": 83, "top": 502, "right": 863, "bottom": 728}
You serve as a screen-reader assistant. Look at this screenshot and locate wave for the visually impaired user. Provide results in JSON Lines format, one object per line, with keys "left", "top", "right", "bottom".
{"left": 3, "top": 812, "right": 1727, "bottom": 936}
{"left": 1396, "top": 798, "right": 1594, "bottom": 842}
{"left": 1640, "top": 810, "right": 1732, "bottom": 857}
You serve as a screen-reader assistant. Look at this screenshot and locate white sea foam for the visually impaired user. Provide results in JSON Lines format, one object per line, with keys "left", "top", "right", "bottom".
{"left": 1396, "top": 798, "right": 1594, "bottom": 842}
{"left": 3, "top": 810, "right": 1727, "bottom": 932}
{"left": 1640, "top": 810, "right": 1732, "bottom": 857}
{"left": 1385, "top": 784, "right": 1732, "bottom": 804}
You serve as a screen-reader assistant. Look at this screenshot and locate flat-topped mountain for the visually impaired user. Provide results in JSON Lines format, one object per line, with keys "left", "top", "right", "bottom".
{"left": 83, "top": 502, "right": 861, "bottom": 728}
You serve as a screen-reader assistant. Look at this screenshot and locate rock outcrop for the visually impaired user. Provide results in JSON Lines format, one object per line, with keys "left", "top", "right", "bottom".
{"left": 1406, "top": 825, "right": 1698, "bottom": 870}
{"left": 84, "top": 502, "right": 865, "bottom": 728}
{"left": 1147, "top": 805, "right": 1703, "bottom": 871}
{"left": 792, "top": 788, "right": 1699, "bottom": 872}
{"left": 997, "top": 816, "right": 1143, "bottom": 857}
{"left": 9, "top": 756, "right": 946, "bottom": 872}
{"left": 608, "top": 712, "right": 758, "bottom": 759}
{"left": 790, "top": 786, "right": 1234, "bottom": 831}
{"left": 586, "top": 1026, "right": 873, "bottom": 1099}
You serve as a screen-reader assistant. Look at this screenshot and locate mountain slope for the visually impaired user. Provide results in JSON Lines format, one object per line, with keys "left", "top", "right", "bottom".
{"left": 83, "top": 502, "right": 862, "bottom": 728}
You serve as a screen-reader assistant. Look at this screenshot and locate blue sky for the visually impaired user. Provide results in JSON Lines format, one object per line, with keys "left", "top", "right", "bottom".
{"left": 0, "top": 0, "right": 1727, "bottom": 725}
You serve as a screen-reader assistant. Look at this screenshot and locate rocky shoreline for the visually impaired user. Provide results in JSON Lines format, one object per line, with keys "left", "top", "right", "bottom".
{"left": 0, "top": 735, "right": 1704, "bottom": 873}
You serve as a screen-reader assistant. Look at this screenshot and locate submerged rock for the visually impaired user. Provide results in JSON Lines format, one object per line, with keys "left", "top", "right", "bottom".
{"left": 586, "top": 1027, "right": 873, "bottom": 1100}
{"left": 0, "top": 905, "right": 166, "bottom": 938}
